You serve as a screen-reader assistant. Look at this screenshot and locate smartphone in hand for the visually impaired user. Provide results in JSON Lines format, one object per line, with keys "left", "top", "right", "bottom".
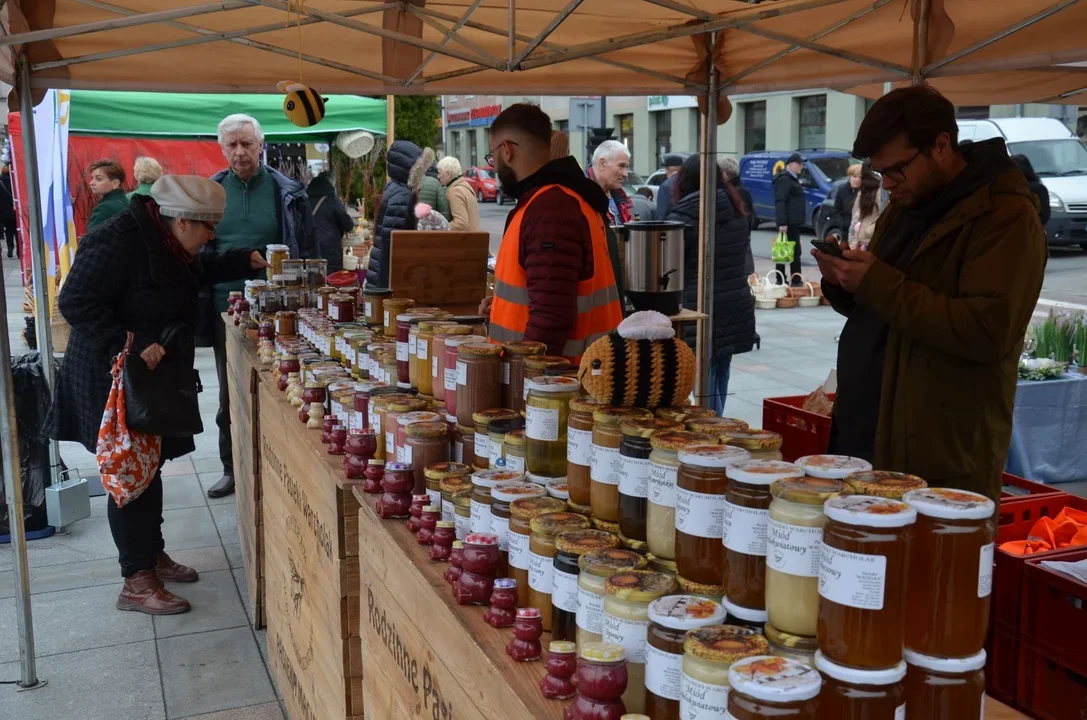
{"left": 811, "top": 239, "right": 845, "bottom": 258}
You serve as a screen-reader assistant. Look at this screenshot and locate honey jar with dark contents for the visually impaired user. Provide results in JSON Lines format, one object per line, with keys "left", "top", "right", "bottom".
{"left": 727, "top": 655, "right": 822, "bottom": 720}
{"left": 500, "top": 340, "right": 546, "bottom": 413}
{"left": 508, "top": 497, "right": 567, "bottom": 608}
{"left": 645, "top": 595, "right": 726, "bottom": 720}
{"left": 552, "top": 529, "right": 619, "bottom": 643}
{"left": 903, "top": 649, "right": 987, "bottom": 720}
{"left": 591, "top": 407, "right": 653, "bottom": 523}
{"left": 814, "top": 651, "right": 906, "bottom": 720}
{"left": 618, "top": 418, "right": 683, "bottom": 543}
{"left": 529, "top": 512, "right": 591, "bottom": 631}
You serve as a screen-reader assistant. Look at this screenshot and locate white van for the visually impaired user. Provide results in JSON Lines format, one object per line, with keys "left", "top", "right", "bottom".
{"left": 958, "top": 117, "right": 1087, "bottom": 248}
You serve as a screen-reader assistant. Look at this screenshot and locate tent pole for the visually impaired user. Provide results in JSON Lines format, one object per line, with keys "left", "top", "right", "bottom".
{"left": 695, "top": 34, "right": 718, "bottom": 406}
{"left": 913, "top": 0, "right": 930, "bottom": 86}
{"left": 386, "top": 96, "right": 395, "bottom": 183}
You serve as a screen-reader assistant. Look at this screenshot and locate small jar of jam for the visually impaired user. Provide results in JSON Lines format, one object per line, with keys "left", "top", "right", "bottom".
{"left": 591, "top": 407, "right": 653, "bottom": 524}
{"left": 227, "top": 291, "right": 243, "bottom": 315}
{"left": 568, "top": 643, "right": 629, "bottom": 720}
{"left": 551, "top": 529, "right": 619, "bottom": 643}
{"left": 529, "top": 511, "right": 591, "bottom": 630}
{"left": 818, "top": 495, "right": 917, "bottom": 670}
{"left": 362, "top": 287, "right": 392, "bottom": 328}
{"left": 258, "top": 321, "right": 275, "bottom": 341}
{"left": 418, "top": 505, "right": 441, "bottom": 545}
{"left": 485, "top": 577, "right": 519, "bottom": 628}
{"left": 727, "top": 655, "right": 822, "bottom": 719}
{"left": 845, "top": 470, "right": 927, "bottom": 499}
{"left": 362, "top": 459, "right": 384, "bottom": 494}
{"left": 407, "top": 494, "right": 428, "bottom": 533}
{"left": 377, "top": 462, "right": 414, "bottom": 519}
{"left": 275, "top": 310, "right": 299, "bottom": 336}
{"left": 903, "top": 648, "right": 986, "bottom": 720}
{"left": 445, "top": 541, "right": 464, "bottom": 585}
{"left": 680, "top": 625, "right": 769, "bottom": 718}
{"left": 814, "top": 651, "right": 906, "bottom": 718}
{"left": 430, "top": 521, "right": 456, "bottom": 561}
{"left": 508, "top": 607, "right": 544, "bottom": 662}
{"left": 618, "top": 418, "right": 683, "bottom": 543}
{"left": 327, "top": 424, "right": 347, "bottom": 455}
{"left": 604, "top": 570, "right": 678, "bottom": 714}
{"left": 645, "top": 595, "right": 726, "bottom": 720}
{"left": 509, "top": 497, "right": 568, "bottom": 608}
{"left": 577, "top": 549, "right": 649, "bottom": 648}
{"left": 541, "top": 640, "right": 578, "bottom": 700}
{"left": 455, "top": 532, "right": 500, "bottom": 605}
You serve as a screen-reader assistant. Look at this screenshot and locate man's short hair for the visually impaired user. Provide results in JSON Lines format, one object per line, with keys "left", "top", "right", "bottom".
{"left": 88, "top": 160, "right": 125, "bottom": 184}
{"left": 592, "top": 140, "right": 630, "bottom": 167}
{"left": 489, "top": 103, "right": 552, "bottom": 147}
{"left": 853, "top": 85, "right": 958, "bottom": 159}
{"left": 217, "top": 113, "right": 264, "bottom": 145}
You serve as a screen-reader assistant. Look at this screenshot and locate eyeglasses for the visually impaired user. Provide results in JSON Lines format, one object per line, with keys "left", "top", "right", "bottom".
{"left": 485, "top": 140, "right": 519, "bottom": 168}
{"left": 869, "top": 149, "right": 924, "bottom": 183}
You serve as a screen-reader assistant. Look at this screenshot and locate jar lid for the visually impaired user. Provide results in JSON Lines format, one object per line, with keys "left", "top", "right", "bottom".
{"left": 509, "top": 496, "right": 567, "bottom": 520}
{"left": 619, "top": 418, "right": 683, "bottom": 438}
{"left": 435, "top": 520, "right": 455, "bottom": 529}
{"left": 764, "top": 623, "right": 821, "bottom": 653}
{"left": 363, "top": 287, "right": 393, "bottom": 296}
{"left": 452, "top": 314, "right": 485, "bottom": 324}
{"left": 646, "top": 553, "right": 678, "bottom": 574}
{"left": 590, "top": 515, "right": 620, "bottom": 534}
{"left": 726, "top": 460, "right": 805, "bottom": 486}
{"left": 720, "top": 429, "right": 784, "bottom": 451}
{"left": 422, "top": 505, "right": 441, "bottom": 513}
{"left": 464, "top": 532, "right": 498, "bottom": 546}
{"left": 824, "top": 495, "right": 918, "bottom": 528}
{"left": 501, "top": 340, "right": 547, "bottom": 357}
{"left": 524, "top": 355, "right": 568, "bottom": 371}
{"left": 383, "top": 296, "right": 415, "bottom": 305}
{"left": 903, "top": 487, "right": 996, "bottom": 521}
{"left": 647, "top": 595, "right": 726, "bottom": 630}
{"left": 406, "top": 421, "right": 448, "bottom": 439}
{"left": 649, "top": 430, "right": 717, "bottom": 452}
{"left": 546, "top": 479, "right": 569, "bottom": 500}
{"left": 579, "top": 548, "right": 648, "bottom": 577}
{"left": 451, "top": 540, "right": 464, "bottom": 548}
{"left": 488, "top": 418, "right": 525, "bottom": 437}
{"left": 903, "top": 648, "right": 986, "bottom": 673}
{"left": 723, "top": 596, "right": 769, "bottom": 624}
{"left": 399, "top": 410, "right": 442, "bottom": 427}
{"left": 397, "top": 312, "right": 432, "bottom": 323}
{"left": 569, "top": 397, "right": 609, "bottom": 414}
{"left": 686, "top": 417, "right": 750, "bottom": 435}
{"left": 472, "top": 469, "right": 525, "bottom": 488}
{"left": 655, "top": 405, "right": 716, "bottom": 423}
{"left": 620, "top": 716, "right": 649, "bottom": 720}
{"left": 554, "top": 529, "right": 619, "bottom": 556}
{"left": 795, "top": 454, "right": 873, "bottom": 479}
{"left": 845, "top": 471, "right": 927, "bottom": 498}
{"left": 445, "top": 335, "right": 488, "bottom": 348}
{"left": 604, "top": 570, "right": 676, "bottom": 602}
{"left": 472, "top": 408, "right": 521, "bottom": 426}
{"left": 683, "top": 625, "right": 770, "bottom": 663}
{"left": 770, "top": 476, "right": 848, "bottom": 505}
{"left": 266, "top": 243, "right": 289, "bottom": 252}
{"left": 492, "top": 482, "right": 545, "bottom": 503}
{"left": 524, "top": 376, "right": 582, "bottom": 394}
{"left": 815, "top": 651, "right": 907, "bottom": 686}
{"left": 516, "top": 607, "right": 541, "bottom": 619}
{"left": 388, "top": 397, "right": 427, "bottom": 412}
{"left": 458, "top": 342, "right": 502, "bottom": 357}
{"left": 456, "top": 423, "right": 475, "bottom": 434}
{"left": 592, "top": 406, "right": 653, "bottom": 425}
{"left": 543, "top": 363, "right": 579, "bottom": 377}
{"left": 504, "top": 429, "right": 526, "bottom": 447}
{"left": 678, "top": 444, "right": 752, "bottom": 469}
{"left": 446, "top": 414, "right": 458, "bottom": 424}
{"left": 549, "top": 640, "right": 577, "bottom": 655}
{"left": 425, "top": 462, "right": 472, "bottom": 481}
{"left": 729, "top": 656, "right": 823, "bottom": 703}
{"left": 675, "top": 574, "right": 724, "bottom": 599}
{"left": 493, "top": 577, "right": 517, "bottom": 590}
{"left": 438, "top": 475, "right": 472, "bottom": 494}
{"left": 530, "top": 511, "right": 591, "bottom": 537}
{"left": 385, "top": 462, "right": 411, "bottom": 472}
{"left": 411, "top": 494, "right": 429, "bottom": 502}
{"left": 579, "top": 642, "right": 624, "bottom": 662}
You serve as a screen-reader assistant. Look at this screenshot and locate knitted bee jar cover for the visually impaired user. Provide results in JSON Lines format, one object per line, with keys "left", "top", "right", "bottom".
{"left": 578, "top": 311, "right": 695, "bottom": 409}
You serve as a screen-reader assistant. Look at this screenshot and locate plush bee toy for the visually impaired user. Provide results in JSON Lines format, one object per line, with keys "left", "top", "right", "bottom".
{"left": 578, "top": 311, "right": 696, "bottom": 409}
{"left": 277, "top": 81, "right": 327, "bottom": 127}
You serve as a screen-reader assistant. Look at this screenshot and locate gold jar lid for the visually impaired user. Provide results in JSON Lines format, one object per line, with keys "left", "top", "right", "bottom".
{"left": 656, "top": 405, "right": 717, "bottom": 423}
{"left": 523, "top": 355, "right": 568, "bottom": 372}
{"left": 687, "top": 417, "right": 751, "bottom": 436}
{"left": 456, "top": 423, "right": 475, "bottom": 435}
{"left": 383, "top": 297, "right": 415, "bottom": 309}
{"left": 473, "top": 408, "right": 521, "bottom": 426}
{"left": 452, "top": 494, "right": 470, "bottom": 509}
{"left": 275, "top": 310, "right": 298, "bottom": 319}
{"left": 529, "top": 511, "right": 591, "bottom": 538}
{"left": 569, "top": 397, "right": 610, "bottom": 414}
{"left": 592, "top": 406, "right": 653, "bottom": 426}
{"left": 426, "top": 462, "right": 472, "bottom": 481}
{"left": 388, "top": 397, "right": 427, "bottom": 413}
{"left": 501, "top": 341, "right": 547, "bottom": 357}
{"left": 604, "top": 570, "right": 676, "bottom": 603}
{"left": 844, "top": 471, "right": 927, "bottom": 498}
{"left": 373, "top": 393, "right": 412, "bottom": 410}
{"left": 412, "top": 307, "right": 452, "bottom": 318}
{"left": 676, "top": 575, "right": 724, "bottom": 599}
{"left": 438, "top": 475, "right": 472, "bottom": 495}
{"left": 650, "top": 430, "right": 717, "bottom": 452}
{"left": 405, "top": 421, "right": 448, "bottom": 439}
{"left": 620, "top": 418, "right": 684, "bottom": 439}
{"left": 579, "top": 548, "right": 649, "bottom": 577}
{"left": 684, "top": 625, "right": 770, "bottom": 664}
{"left": 458, "top": 342, "right": 502, "bottom": 358}
{"left": 509, "top": 496, "right": 567, "bottom": 521}
{"left": 770, "top": 476, "right": 848, "bottom": 505}
{"left": 434, "top": 325, "right": 472, "bottom": 337}
{"left": 555, "top": 529, "right": 620, "bottom": 556}
{"left": 504, "top": 429, "right": 526, "bottom": 448}
{"left": 645, "top": 553, "right": 678, "bottom": 574}
{"left": 720, "top": 429, "right": 783, "bottom": 451}
{"left": 591, "top": 515, "right": 621, "bottom": 534}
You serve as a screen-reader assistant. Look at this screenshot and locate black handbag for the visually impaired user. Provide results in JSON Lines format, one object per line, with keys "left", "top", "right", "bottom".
{"left": 123, "top": 327, "right": 204, "bottom": 437}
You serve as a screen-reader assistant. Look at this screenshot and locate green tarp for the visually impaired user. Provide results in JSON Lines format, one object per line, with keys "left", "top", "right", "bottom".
{"left": 68, "top": 91, "right": 386, "bottom": 143}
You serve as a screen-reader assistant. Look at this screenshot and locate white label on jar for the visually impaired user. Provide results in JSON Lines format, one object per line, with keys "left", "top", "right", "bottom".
{"left": 577, "top": 587, "right": 605, "bottom": 634}
{"left": 818, "top": 542, "right": 887, "bottom": 610}
{"left": 427, "top": 488, "right": 441, "bottom": 509}
{"left": 456, "top": 360, "right": 468, "bottom": 386}
{"left": 591, "top": 445, "right": 623, "bottom": 486}
{"left": 454, "top": 512, "right": 469, "bottom": 540}
{"left": 331, "top": 399, "right": 344, "bottom": 420}
{"left": 364, "top": 301, "right": 372, "bottom": 317}
{"left": 474, "top": 432, "right": 490, "bottom": 460}
{"left": 470, "top": 499, "right": 491, "bottom": 534}
{"left": 649, "top": 462, "right": 678, "bottom": 508}
{"left": 529, "top": 550, "right": 554, "bottom": 593}
{"left": 445, "top": 368, "right": 457, "bottom": 392}
{"left": 368, "top": 408, "right": 378, "bottom": 430}
{"left": 767, "top": 519, "right": 823, "bottom": 577}
{"left": 619, "top": 456, "right": 651, "bottom": 498}
{"left": 386, "top": 430, "right": 395, "bottom": 454}
{"left": 509, "top": 530, "right": 530, "bottom": 570}
{"left": 525, "top": 405, "right": 560, "bottom": 441}
{"left": 329, "top": 304, "right": 341, "bottom": 321}
{"left": 349, "top": 412, "right": 361, "bottom": 433}
{"left": 645, "top": 644, "right": 682, "bottom": 701}
{"left": 396, "top": 341, "right": 408, "bottom": 362}
{"left": 402, "top": 443, "right": 413, "bottom": 465}
{"left": 501, "top": 361, "right": 510, "bottom": 385}
{"left": 489, "top": 440, "right": 503, "bottom": 468}
{"left": 675, "top": 487, "right": 724, "bottom": 539}
{"left": 567, "top": 427, "right": 592, "bottom": 466}
{"left": 384, "top": 310, "right": 390, "bottom": 326}
{"left": 454, "top": 440, "right": 463, "bottom": 463}
{"left": 506, "top": 454, "right": 525, "bottom": 473}
{"left": 895, "top": 704, "right": 905, "bottom": 720}
{"left": 442, "top": 499, "right": 454, "bottom": 523}
{"left": 396, "top": 445, "right": 405, "bottom": 463}
{"left": 722, "top": 502, "right": 769, "bottom": 557}
{"left": 978, "top": 542, "right": 994, "bottom": 598}
{"left": 408, "top": 335, "right": 418, "bottom": 355}
{"left": 432, "top": 355, "right": 439, "bottom": 377}
{"left": 604, "top": 614, "right": 648, "bottom": 664}
{"left": 681, "top": 673, "right": 730, "bottom": 719}
{"left": 492, "top": 515, "right": 511, "bottom": 551}
{"left": 417, "top": 341, "right": 428, "bottom": 361}
{"left": 523, "top": 384, "right": 530, "bottom": 401}
{"left": 553, "top": 568, "right": 579, "bottom": 612}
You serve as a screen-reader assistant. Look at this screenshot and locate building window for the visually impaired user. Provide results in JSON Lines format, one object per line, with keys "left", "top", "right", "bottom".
{"left": 451, "top": 132, "right": 461, "bottom": 162}
{"left": 957, "top": 105, "right": 991, "bottom": 119}
{"left": 743, "top": 101, "right": 766, "bottom": 154}
{"left": 798, "top": 95, "right": 826, "bottom": 149}
{"left": 557, "top": 119, "right": 569, "bottom": 133}
{"left": 617, "top": 114, "right": 635, "bottom": 167}
{"left": 655, "top": 111, "right": 672, "bottom": 164}
{"left": 468, "top": 130, "right": 478, "bottom": 166}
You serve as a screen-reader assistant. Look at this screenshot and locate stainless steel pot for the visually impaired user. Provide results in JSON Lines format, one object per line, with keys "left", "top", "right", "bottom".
{"left": 617, "top": 220, "right": 685, "bottom": 316}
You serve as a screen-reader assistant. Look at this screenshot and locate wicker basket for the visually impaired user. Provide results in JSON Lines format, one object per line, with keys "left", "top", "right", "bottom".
{"left": 776, "top": 296, "right": 799, "bottom": 309}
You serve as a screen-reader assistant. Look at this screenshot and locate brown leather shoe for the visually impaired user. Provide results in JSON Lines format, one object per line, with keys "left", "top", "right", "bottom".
{"left": 155, "top": 552, "right": 199, "bottom": 583}
{"left": 116, "top": 570, "right": 191, "bottom": 615}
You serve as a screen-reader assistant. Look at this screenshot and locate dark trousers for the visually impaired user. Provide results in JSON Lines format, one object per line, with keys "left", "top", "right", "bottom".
{"left": 775, "top": 225, "right": 802, "bottom": 284}
{"left": 107, "top": 471, "right": 165, "bottom": 577}
{"left": 2, "top": 220, "right": 16, "bottom": 256}
{"left": 212, "top": 319, "right": 234, "bottom": 476}
{"left": 708, "top": 352, "right": 734, "bottom": 415}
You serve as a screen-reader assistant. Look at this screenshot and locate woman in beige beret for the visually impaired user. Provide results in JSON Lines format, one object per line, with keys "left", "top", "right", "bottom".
{"left": 44, "top": 175, "right": 269, "bottom": 616}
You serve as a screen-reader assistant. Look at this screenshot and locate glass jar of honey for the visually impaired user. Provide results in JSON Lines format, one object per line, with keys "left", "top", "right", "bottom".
{"left": 431, "top": 326, "right": 474, "bottom": 402}
{"left": 902, "top": 488, "right": 995, "bottom": 658}
{"left": 814, "top": 651, "right": 906, "bottom": 718}
{"left": 645, "top": 595, "right": 726, "bottom": 720}
{"left": 680, "top": 625, "right": 769, "bottom": 718}
{"left": 845, "top": 470, "right": 928, "bottom": 499}
{"left": 414, "top": 320, "right": 448, "bottom": 396}
{"left": 646, "top": 431, "right": 716, "bottom": 562}
{"left": 603, "top": 571, "right": 678, "bottom": 715}
{"left": 501, "top": 341, "right": 547, "bottom": 413}
{"left": 265, "top": 243, "right": 289, "bottom": 280}
{"left": 727, "top": 655, "right": 822, "bottom": 720}
{"left": 438, "top": 474, "right": 472, "bottom": 524}
{"left": 718, "top": 429, "right": 785, "bottom": 461}
{"left": 552, "top": 529, "right": 619, "bottom": 643}
{"left": 765, "top": 623, "right": 820, "bottom": 667}
{"left": 818, "top": 495, "right": 917, "bottom": 670}
{"left": 396, "top": 410, "right": 442, "bottom": 464}
{"left": 509, "top": 497, "right": 567, "bottom": 608}
{"left": 426, "top": 462, "right": 471, "bottom": 511}
{"left": 903, "top": 649, "right": 987, "bottom": 720}
{"left": 456, "top": 343, "right": 503, "bottom": 427}
{"left": 686, "top": 416, "right": 749, "bottom": 439}
{"left": 722, "top": 460, "right": 806, "bottom": 611}
{"left": 524, "top": 355, "right": 568, "bottom": 389}
{"left": 404, "top": 421, "right": 449, "bottom": 494}
{"left": 274, "top": 311, "right": 298, "bottom": 337}
{"left": 362, "top": 286, "right": 392, "bottom": 327}
{"left": 407, "top": 316, "right": 436, "bottom": 390}
{"left": 591, "top": 407, "right": 653, "bottom": 524}
{"left": 470, "top": 468, "right": 524, "bottom": 534}
{"left": 488, "top": 418, "right": 524, "bottom": 469}
{"left": 794, "top": 454, "right": 873, "bottom": 479}
{"left": 525, "top": 376, "right": 581, "bottom": 478}
{"left": 568, "top": 397, "right": 609, "bottom": 508}
{"left": 473, "top": 408, "right": 521, "bottom": 470}
{"left": 397, "top": 314, "right": 432, "bottom": 387}
{"left": 382, "top": 297, "right": 415, "bottom": 338}
{"left": 675, "top": 444, "right": 752, "bottom": 596}
{"left": 453, "top": 494, "right": 471, "bottom": 540}
{"left": 442, "top": 335, "right": 487, "bottom": 417}
{"left": 492, "top": 482, "right": 546, "bottom": 578}
{"left": 618, "top": 419, "right": 683, "bottom": 544}
{"left": 303, "top": 258, "right": 327, "bottom": 290}
{"left": 529, "top": 512, "right": 591, "bottom": 630}
{"left": 503, "top": 429, "right": 527, "bottom": 474}
{"left": 655, "top": 405, "right": 716, "bottom": 424}
{"left": 577, "top": 549, "right": 648, "bottom": 648}
{"left": 384, "top": 397, "right": 427, "bottom": 462}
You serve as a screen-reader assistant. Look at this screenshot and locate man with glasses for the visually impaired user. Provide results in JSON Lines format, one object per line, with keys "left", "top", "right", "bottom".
{"left": 483, "top": 103, "right": 623, "bottom": 362}
{"left": 813, "top": 86, "right": 1046, "bottom": 502}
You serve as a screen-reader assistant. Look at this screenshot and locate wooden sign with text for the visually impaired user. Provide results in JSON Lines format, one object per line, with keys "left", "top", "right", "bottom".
{"left": 388, "top": 231, "right": 489, "bottom": 316}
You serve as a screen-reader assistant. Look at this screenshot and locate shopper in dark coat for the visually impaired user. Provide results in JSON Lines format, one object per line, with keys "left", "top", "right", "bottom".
{"left": 1012, "top": 154, "right": 1051, "bottom": 228}
{"left": 0, "top": 167, "right": 17, "bottom": 258}
{"left": 367, "top": 140, "right": 422, "bottom": 287}
{"left": 774, "top": 152, "right": 807, "bottom": 283}
{"left": 668, "top": 155, "right": 756, "bottom": 414}
{"left": 831, "top": 164, "right": 862, "bottom": 239}
{"left": 44, "top": 176, "right": 267, "bottom": 615}
{"left": 307, "top": 171, "right": 354, "bottom": 273}
{"left": 719, "top": 156, "right": 755, "bottom": 274}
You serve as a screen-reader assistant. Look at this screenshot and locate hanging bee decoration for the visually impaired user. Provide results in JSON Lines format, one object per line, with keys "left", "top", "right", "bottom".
{"left": 277, "top": 80, "right": 327, "bottom": 127}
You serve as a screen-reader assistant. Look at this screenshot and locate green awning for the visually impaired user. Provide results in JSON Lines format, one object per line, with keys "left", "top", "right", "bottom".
{"left": 68, "top": 91, "right": 386, "bottom": 143}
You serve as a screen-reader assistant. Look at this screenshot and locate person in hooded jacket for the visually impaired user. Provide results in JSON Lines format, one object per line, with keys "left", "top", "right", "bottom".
{"left": 367, "top": 140, "right": 422, "bottom": 287}
{"left": 306, "top": 170, "right": 354, "bottom": 273}
{"left": 667, "top": 154, "right": 756, "bottom": 414}
{"left": 1011, "top": 154, "right": 1051, "bottom": 228}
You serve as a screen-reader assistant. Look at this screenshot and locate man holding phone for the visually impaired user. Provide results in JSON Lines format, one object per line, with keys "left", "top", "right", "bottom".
{"left": 812, "top": 86, "right": 1046, "bottom": 502}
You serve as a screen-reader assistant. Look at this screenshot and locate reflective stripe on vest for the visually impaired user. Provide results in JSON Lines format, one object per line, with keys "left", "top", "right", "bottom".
{"left": 488, "top": 184, "right": 623, "bottom": 363}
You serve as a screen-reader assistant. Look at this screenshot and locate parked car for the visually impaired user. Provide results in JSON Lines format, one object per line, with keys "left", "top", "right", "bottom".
{"left": 739, "top": 150, "right": 859, "bottom": 230}
{"left": 959, "top": 117, "right": 1087, "bottom": 249}
{"left": 465, "top": 166, "right": 499, "bottom": 202}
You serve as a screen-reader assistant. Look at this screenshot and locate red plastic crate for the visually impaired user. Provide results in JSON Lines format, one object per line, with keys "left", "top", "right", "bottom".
{"left": 762, "top": 395, "right": 833, "bottom": 462}
{"left": 1021, "top": 547, "right": 1087, "bottom": 680}
{"left": 985, "top": 624, "right": 1020, "bottom": 707}
{"left": 1001, "top": 472, "right": 1067, "bottom": 502}
{"left": 1016, "top": 641, "right": 1087, "bottom": 720}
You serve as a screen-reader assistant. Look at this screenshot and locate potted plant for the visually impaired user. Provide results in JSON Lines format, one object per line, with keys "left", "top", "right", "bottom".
{"left": 1074, "top": 317, "right": 1087, "bottom": 375}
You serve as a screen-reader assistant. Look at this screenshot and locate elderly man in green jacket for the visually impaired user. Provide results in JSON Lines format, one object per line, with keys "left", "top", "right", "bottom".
{"left": 814, "top": 86, "right": 1046, "bottom": 503}
{"left": 86, "top": 159, "right": 129, "bottom": 231}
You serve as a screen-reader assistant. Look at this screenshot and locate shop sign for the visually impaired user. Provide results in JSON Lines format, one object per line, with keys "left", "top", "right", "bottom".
{"left": 648, "top": 95, "right": 698, "bottom": 111}
{"left": 448, "top": 103, "right": 503, "bottom": 129}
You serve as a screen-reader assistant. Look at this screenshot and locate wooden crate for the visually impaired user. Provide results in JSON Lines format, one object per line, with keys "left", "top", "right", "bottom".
{"left": 259, "top": 382, "right": 363, "bottom": 720}
{"left": 224, "top": 317, "right": 265, "bottom": 628}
